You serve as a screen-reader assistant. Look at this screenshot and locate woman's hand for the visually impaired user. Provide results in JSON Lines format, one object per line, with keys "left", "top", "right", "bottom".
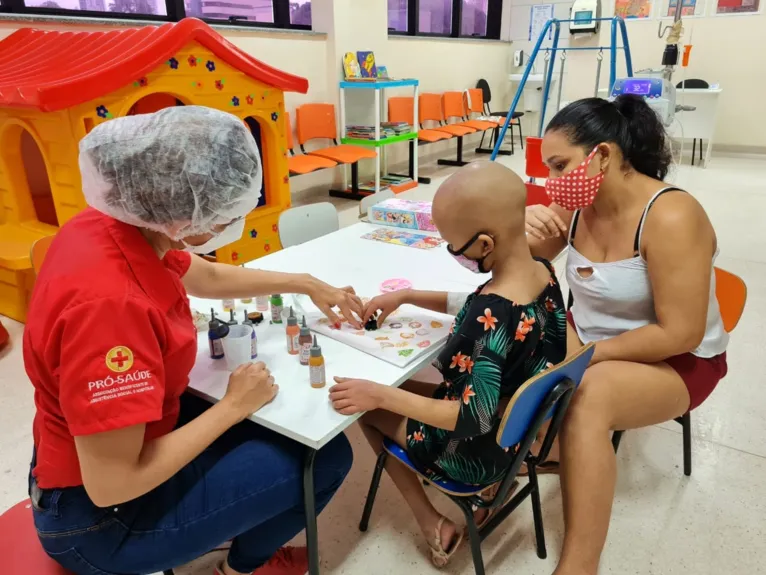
{"left": 330, "top": 377, "right": 386, "bottom": 415}
{"left": 363, "top": 291, "right": 407, "bottom": 326}
{"left": 224, "top": 362, "right": 278, "bottom": 420}
{"left": 307, "top": 279, "right": 364, "bottom": 329}
{"left": 526, "top": 204, "right": 569, "bottom": 241}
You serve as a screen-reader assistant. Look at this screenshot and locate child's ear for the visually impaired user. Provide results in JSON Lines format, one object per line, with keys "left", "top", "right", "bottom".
{"left": 481, "top": 234, "right": 495, "bottom": 256}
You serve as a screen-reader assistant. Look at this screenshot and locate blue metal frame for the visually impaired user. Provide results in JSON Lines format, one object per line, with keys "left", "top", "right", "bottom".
{"left": 490, "top": 16, "right": 633, "bottom": 161}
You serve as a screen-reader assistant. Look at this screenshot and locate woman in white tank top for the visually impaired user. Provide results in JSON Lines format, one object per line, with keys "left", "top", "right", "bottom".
{"left": 524, "top": 95, "right": 728, "bottom": 575}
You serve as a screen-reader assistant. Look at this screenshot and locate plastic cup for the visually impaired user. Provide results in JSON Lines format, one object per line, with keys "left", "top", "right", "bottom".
{"left": 222, "top": 325, "right": 254, "bottom": 371}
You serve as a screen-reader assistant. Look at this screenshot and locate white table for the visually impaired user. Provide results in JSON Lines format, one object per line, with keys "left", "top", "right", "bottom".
{"left": 598, "top": 87, "right": 722, "bottom": 168}
{"left": 187, "top": 223, "right": 482, "bottom": 574}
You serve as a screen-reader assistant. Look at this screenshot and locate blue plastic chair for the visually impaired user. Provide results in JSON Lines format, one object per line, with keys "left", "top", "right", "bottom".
{"left": 358, "top": 344, "right": 595, "bottom": 575}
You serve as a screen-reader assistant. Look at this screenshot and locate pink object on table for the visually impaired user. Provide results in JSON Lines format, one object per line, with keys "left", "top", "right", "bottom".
{"left": 380, "top": 278, "right": 412, "bottom": 293}
{"left": 369, "top": 199, "right": 436, "bottom": 232}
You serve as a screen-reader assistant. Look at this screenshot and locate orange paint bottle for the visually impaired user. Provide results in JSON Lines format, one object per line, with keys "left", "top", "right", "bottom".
{"left": 309, "top": 335, "right": 326, "bottom": 389}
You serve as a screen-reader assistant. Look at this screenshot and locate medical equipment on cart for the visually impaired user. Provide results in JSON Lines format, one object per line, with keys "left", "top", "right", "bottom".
{"left": 609, "top": 77, "right": 677, "bottom": 127}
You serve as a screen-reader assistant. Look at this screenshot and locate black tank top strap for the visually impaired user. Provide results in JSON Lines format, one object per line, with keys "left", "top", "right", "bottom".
{"left": 633, "top": 187, "right": 685, "bottom": 255}
{"left": 568, "top": 209, "right": 582, "bottom": 246}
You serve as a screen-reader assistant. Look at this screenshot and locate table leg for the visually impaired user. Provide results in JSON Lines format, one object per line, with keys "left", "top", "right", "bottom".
{"left": 304, "top": 447, "right": 320, "bottom": 575}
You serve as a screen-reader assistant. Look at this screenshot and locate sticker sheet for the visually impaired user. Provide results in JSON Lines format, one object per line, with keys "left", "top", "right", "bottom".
{"left": 361, "top": 228, "right": 444, "bottom": 250}
{"left": 305, "top": 306, "right": 453, "bottom": 368}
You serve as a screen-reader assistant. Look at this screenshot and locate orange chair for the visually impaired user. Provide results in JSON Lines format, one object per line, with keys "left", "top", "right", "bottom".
{"left": 525, "top": 137, "right": 550, "bottom": 180}
{"left": 464, "top": 88, "right": 512, "bottom": 158}
{"left": 30, "top": 235, "right": 54, "bottom": 276}
{"left": 611, "top": 268, "right": 747, "bottom": 476}
{"left": 295, "top": 103, "right": 377, "bottom": 200}
{"left": 419, "top": 93, "right": 476, "bottom": 168}
{"left": 285, "top": 112, "right": 337, "bottom": 176}
{"left": 388, "top": 96, "right": 451, "bottom": 185}
{"left": 526, "top": 183, "right": 551, "bottom": 207}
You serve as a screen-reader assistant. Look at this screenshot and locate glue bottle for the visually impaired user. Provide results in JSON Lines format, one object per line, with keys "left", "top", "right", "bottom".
{"left": 299, "top": 316, "right": 312, "bottom": 366}
{"left": 256, "top": 295, "right": 270, "bottom": 312}
{"left": 309, "top": 335, "right": 326, "bottom": 389}
{"left": 286, "top": 307, "right": 300, "bottom": 355}
{"left": 270, "top": 294, "right": 284, "bottom": 324}
{"left": 242, "top": 310, "right": 258, "bottom": 359}
{"left": 226, "top": 309, "right": 238, "bottom": 326}
{"left": 222, "top": 298, "right": 235, "bottom": 313}
{"left": 208, "top": 309, "right": 229, "bottom": 360}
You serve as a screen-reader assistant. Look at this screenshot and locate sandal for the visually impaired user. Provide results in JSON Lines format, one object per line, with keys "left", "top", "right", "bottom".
{"left": 474, "top": 480, "right": 519, "bottom": 530}
{"left": 429, "top": 516, "right": 464, "bottom": 568}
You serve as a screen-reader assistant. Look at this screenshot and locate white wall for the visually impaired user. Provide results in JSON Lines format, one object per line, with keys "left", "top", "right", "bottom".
{"left": 506, "top": 0, "right": 766, "bottom": 148}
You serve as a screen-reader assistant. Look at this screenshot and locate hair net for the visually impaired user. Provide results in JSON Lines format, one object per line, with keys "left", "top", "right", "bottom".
{"left": 79, "top": 105, "right": 263, "bottom": 239}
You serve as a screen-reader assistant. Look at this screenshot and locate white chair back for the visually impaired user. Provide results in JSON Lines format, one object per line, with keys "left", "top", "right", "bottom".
{"left": 359, "top": 190, "right": 395, "bottom": 218}
{"left": 278, "top": 203, "right": 340, "bottom": 248}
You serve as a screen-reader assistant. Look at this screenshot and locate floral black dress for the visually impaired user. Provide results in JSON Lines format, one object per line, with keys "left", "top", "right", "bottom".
{"left": 405, "top": 259, "right": 567, "bottom": 486}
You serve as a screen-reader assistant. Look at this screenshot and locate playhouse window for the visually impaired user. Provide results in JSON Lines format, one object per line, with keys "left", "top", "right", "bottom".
{"left": 20, "top": 130, "right": 58, "bottom": 227}
{"left": 128, "top": 94, "right": 185, "bottom": 116}
{"left": 244, "top": 117, "right": 268, "bottom": 209}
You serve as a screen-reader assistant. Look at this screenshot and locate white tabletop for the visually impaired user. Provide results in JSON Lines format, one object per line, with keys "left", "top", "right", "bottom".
{"left": 187, "top": 223, "right": 484, "bottom": 450}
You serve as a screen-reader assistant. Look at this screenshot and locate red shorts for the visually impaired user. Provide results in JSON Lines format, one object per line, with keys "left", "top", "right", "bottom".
{"left": 567, "top": 311, "right": 727, "bottom": 411}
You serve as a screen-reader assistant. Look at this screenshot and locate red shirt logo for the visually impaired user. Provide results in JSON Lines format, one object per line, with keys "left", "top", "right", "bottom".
{"left": 105, "top": 346, "right": 134, "bottom": 373}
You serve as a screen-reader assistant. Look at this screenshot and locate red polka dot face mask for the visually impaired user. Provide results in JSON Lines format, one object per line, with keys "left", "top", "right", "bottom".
{"left": 545, "top": 147, "right": 605, "bottom": 211}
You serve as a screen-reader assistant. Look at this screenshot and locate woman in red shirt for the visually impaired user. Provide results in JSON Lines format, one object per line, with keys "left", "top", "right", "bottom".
{"left": 24, "top": 106, "right": 359, "bottom": 575}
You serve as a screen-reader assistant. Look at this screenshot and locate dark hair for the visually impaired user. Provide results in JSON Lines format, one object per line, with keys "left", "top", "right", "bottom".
{"left": 545, "top": 95, "right": 672, "bottom": 181}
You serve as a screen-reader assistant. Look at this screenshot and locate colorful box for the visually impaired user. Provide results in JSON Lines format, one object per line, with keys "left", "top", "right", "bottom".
{"left": 369, "top": 199, "right": 436, "bottom": 231}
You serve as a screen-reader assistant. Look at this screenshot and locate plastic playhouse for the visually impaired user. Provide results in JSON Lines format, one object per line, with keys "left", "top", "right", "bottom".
{"left": 0, "top": 18, "right": 307, "bottom": 322}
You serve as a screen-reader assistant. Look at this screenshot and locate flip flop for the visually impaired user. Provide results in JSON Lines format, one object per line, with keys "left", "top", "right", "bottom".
{"left": 430, "top": 516, "right": 464, "bottom": 568}
{"left": 474, "top": 480, "right": 519, "bottom": 530}
{"left": 517, "top": 460, "right": 560, "bottom": 477}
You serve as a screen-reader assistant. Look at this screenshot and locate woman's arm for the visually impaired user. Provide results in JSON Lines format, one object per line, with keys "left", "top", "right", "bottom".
{"left": 591, "top": 194, "right": 715, "bottom": 365}
{"left": 75, "top": 362, "right": 276, "bottom": 507}
{"left": 182, "top": 255, "right": 363, "bottom": 327}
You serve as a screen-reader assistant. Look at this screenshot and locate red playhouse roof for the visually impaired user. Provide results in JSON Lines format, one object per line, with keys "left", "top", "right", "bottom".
{"left": 0, "top": 18, "right": 309, "bottom": 112}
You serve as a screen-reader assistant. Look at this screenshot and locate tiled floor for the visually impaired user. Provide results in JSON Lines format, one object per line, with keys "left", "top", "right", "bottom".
{"left": 2, "top": 149, "right": 765, "bottom": 575}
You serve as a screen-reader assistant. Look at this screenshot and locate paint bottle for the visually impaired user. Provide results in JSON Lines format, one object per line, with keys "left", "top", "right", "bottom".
{"left": 285, "top": 307, "right": 300, "bottom": 355}
{"left": 309, "top": 335, "right": 326, "bottom": 389}
{"left": 208, "top": 309, "right": 229, "bottom": 360}
{"left": 299, "top": 316, "right": 312, "bottom": 366}
{"left": 270, "top": 294, "right": 284, "bottom": 324}
{"left": 226, "top": 309, "right": 238, "bottom": 326}
{"left": 222, "top": 298, "right": 235, "bottom": 313}
{"left": 242, "top": 310, "right": 258, "bottom": 360}
{"left": 256, "top": 295, "right": 270, "bottom": 312}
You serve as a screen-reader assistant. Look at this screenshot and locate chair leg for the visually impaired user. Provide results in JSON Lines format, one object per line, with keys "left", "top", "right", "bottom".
{"left": 518, "top": 119, "right": 524, "bottom": 149}
{"left": 359, "top": 451, "right": 388, "bottom": 532}
{"left": 456, "top": 499, "right": 486, "bottom": 575}
{"left": 692, "top": 138, "right": 696, "bottom": 166}
{"left": 681, "top": 412, "right": 692, "bottom": 476}
{"left": 479, "top": 130, "right": 485, "bottom": 149}
{"left": 699, "top": 139, "right": 703, "bottom": 163}
{"left": 528, "top": 466, "right": 547, "bottom": 560}
{"left": 611, "top": 430, "right": 624, "bottom": 453}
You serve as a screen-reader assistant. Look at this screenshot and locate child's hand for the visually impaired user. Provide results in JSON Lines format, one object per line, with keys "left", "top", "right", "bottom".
{"left": 330, "top": 377, "right": 385, "bottom": 415}
{"left": 363, "top": 291, "right": 406, "bottom": 326}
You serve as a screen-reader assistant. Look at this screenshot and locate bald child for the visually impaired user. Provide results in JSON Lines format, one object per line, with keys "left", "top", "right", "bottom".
{"left": 329, "top": 162, "right": 568, "bottom": 566}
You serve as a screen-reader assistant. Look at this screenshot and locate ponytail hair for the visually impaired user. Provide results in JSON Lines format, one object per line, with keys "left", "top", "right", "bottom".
{"left": 545, "top": 95, "right": 672, "bottom": 181}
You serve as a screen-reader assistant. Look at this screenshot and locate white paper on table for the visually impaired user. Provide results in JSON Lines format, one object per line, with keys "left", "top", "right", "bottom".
{"left": 305, "top": 305, "right": 454, "bottom": 368}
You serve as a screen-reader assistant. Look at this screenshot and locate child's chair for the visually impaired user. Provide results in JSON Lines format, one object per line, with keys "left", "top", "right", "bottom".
{"left": 610, "top": 267, "right": 746, "bottom": 476}
{"left": 295, "top": 103, "right": 377, "bottom": 200}
{"left": 359, "top": 344, "right": 596, "bottom": 575}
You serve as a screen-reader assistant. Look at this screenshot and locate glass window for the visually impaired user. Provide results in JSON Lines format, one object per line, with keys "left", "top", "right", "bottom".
{"left": 25, "top": 0, "right": 167, "bottom": 15}
{"left": 186, "top": 0, "right": 274, "bottom": 22}
{"left": 289, "top": 0, "right": 311, "bottom": 25}
{"left": 716, "top": 0, "right": 759, "bottom": 13}
{"left": 419, "top": 0, "right": 452, "bottom": 35}
{"left": 461, "top": 0, "right": 488, "bottom": 36}
{"left": 388, "top": 0, "right": 408, "bottom": 32}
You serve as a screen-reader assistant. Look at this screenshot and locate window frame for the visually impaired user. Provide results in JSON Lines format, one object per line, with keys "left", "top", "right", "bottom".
{"left": 0, "top": 0, "right": 312, "bottom": 31}
{"left": 388, "top": 0, "right": 502, "bottom": 40}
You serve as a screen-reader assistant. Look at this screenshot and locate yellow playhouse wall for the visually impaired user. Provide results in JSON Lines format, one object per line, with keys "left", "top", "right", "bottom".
{"left": 68, "top": 40, "right": 292, "bottom": 266}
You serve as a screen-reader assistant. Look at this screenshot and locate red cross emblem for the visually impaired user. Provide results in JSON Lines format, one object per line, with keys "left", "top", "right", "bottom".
{"left": 106, "top": 346, "right": 134, "bottom": 373}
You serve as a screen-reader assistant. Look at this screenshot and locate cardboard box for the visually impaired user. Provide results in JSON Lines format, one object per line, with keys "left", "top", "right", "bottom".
{"left": 369, "top": 199, "right": 436, "bottom": 231}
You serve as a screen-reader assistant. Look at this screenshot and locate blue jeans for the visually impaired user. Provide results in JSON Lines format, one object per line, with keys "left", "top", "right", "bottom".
{"left": 31, "top": 394, "right": 353, "bottom": 575}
